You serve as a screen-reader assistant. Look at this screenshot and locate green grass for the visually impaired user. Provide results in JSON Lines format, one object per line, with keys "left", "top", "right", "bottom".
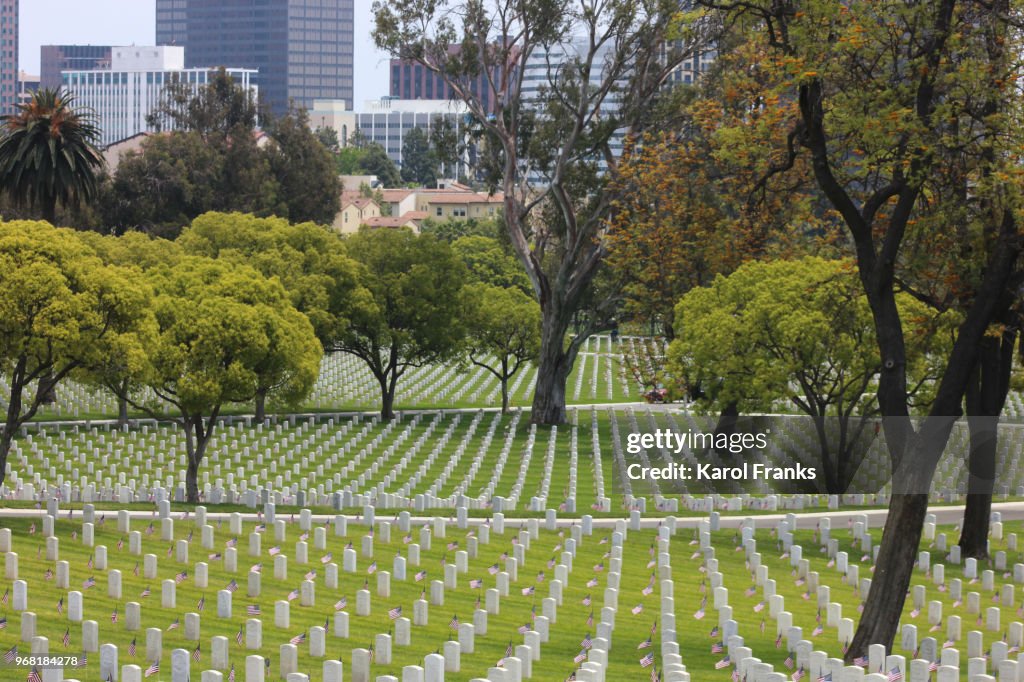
{"left": 0, "top": 515, "right": 1019, "bottom": 680}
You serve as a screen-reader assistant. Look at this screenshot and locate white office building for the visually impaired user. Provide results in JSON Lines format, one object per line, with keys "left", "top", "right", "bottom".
{"left": 311, "top": 97, "right": 474, "bottom": 179}
{"left": 62, "top": 46, "right": 257, "bottom": 147}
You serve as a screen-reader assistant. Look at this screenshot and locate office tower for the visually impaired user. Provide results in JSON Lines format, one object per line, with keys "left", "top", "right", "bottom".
{"left": 41, "top": 46, "right": 113, "bottom": 90}
{"left": 156, "top": 0, "right": 354, "bottom": 115}
{"left": 62, "top": 46, "right": 257, "bottom": 146}
{"left": 0, "top": 0, "right": 16, "bottom": 115}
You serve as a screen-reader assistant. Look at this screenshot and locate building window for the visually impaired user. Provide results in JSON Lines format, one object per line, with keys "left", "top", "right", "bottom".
{"left": 436, "top": 206, "right": 443, "bottom": 216}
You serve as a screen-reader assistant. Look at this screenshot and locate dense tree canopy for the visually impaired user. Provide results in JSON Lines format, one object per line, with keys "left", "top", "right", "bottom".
{"left": 0, "top": 220, "right": 153, "bottom": 487}
{"left": 463, "top": 284, "right": 541, "bottom": 413}
{"left": 132, "top": 257, "right": 321, "bottom": 502}
{"left": 331, "top": 227, "right": 468, "bottom": 420}
{"left": 669, "top": 257, "right": 953, "bottom": 492}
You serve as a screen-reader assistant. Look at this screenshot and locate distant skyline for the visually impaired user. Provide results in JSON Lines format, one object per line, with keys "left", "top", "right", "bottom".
{"left": 19, "top": 0, "right": 391, "bottom": 106}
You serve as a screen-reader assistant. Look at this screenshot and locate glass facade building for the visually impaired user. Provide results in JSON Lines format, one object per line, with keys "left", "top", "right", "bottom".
{"left": 0, "top": 0, "right": 16, "bottom": 115}
{"left": 156, "top": 0, "right": 354, "bottom": 115}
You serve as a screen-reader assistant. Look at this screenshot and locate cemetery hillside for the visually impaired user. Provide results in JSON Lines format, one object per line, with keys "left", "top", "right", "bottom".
{"left": 3, "top": 0, "right": 1024, "bottom": 681}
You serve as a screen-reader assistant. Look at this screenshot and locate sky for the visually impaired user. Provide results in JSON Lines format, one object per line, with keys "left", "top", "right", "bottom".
{"left": 18, "top": 0, "right": 391, "bottom": 105}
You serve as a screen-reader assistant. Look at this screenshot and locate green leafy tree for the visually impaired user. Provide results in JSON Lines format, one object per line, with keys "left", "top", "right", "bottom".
{"left": 452, "top": 235, "right": 532, "bottom": 294}
{"left": 374, "top": 0, "right": 714, "bottom": 425}
{"left": 430, "top": 115, "right": 460, "bottom": 180}
{"left": 463, "top": 285, "right": 541, "bottom": 413}
{"left": 149, "top": 67, "right": 259, "bottom": 140}
{"left": 400, "top": 126, "right": 437, "bottom": 186}
{"left": 702, "top": 0, "right": 1024, "bottom": 654}
{"left": 331, "top": 228, "right": 468, "bottom": 420}
{"left": 315, "top": 125, "right": 341, "bottom": 153}
{"left": 0, "top": 221, "right": 154, "bottom": 486}
{"left": 668, "top": 258, "right": 953, "bottom": 492}
{"left": 266, "top": 108, "right": 342, "bottom": 224}
{"left": 127, "top": 257, "right": 322, "bottom": 502}
{"left": 0, "top": 89, "right": 104, "bottom": 224}
{"left": 359, "top": 142, "right": 401, "bottom": 187}
{"left": 178, "top": 212, "right": 372, "bottom": 419}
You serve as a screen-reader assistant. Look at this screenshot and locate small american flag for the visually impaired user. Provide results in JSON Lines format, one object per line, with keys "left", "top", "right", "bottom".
{"left": 488, "top": 564, "right": 499, "bottom": 575}
{"left": 574, "top": 650, "right": 587, "bottom": 664}
{"left": 4, "top": 646, "right": 17, "bottom": 664}
{"left": 582, "top": 594, "right": 591, "bottom": 606}
{"left": 63, "top": 629, "right": 71, "bottom": 648}
{"left": 449, "top": 614, "right": 460, "bottom": 630}
{"left": 288, "top": 588, "right": 300, "bottom": 601}
{"left": 247, "top": 604, "right": 261, "bottom": 616}
{"left": 640, "top": 652, "right": 655, "bottom": 668}
{"left": 145, "top": 661, "right": 159, "bottom": 677}
{"left": 225, "top": 579, "right": 238, "bottom": 593}
{"left": 334, "top": 597, "right": 347, "bottom": 611}
{"left": 0, "top": 616, "right": 8, "bottom": 629}
{"left": 133, "top": 562, "right": 139, "bottom": 577}
{"left": 57, "top": 597, "right": 64, "bottom": 614}
{"left": 321, "top": 552, "right": 333, "bottom": 564}
{"left": 887, "top": 667, "right": 903, "bottom": 681}
{"left": 197, "top": 595, "right": 206, "bottom": 611}
{"left": 711, "top": 641, "right": 723, "bottom": 654}
{"left": 269, "top": 546, "right": 281, "bottom": 556}
{"left": 168, "top": 618, "right": 180, "bottom": 630}
{"left": 83, "top": 576, "right": 96, "bottom": 589}
{"left": 368, "top": 561, "right": 377, "bottom": 574}
{"left": 638, "top": 637, "right": 652, "bottom": 650}
{"left": 289, "top": 632, "right": 306, "bottom": 646}
{"left": 388, "top": 606, "right": 403, "bottom": 620}
{"left": 470, "top": 578, "right": 483, "bottom": 589}
{"left": 228, "top": 664, "right": 235, "bottom": 682}
{"left": 26, "top": 666, "right": 41, "bottom": 682}
{"left": 415, "top": 570, "right": 427, "bottom": 582}
{"left": 304, "top": 570, "right": 316, "bottom": 581}
{"left": 581, "top": 633, "right": 593, "bottom": 649}
{"left": 714, "top": 655, "right": 731, "bottom": 669}
{"left": 235, "top": 627, "right": 244, "bottom": 645}
{"left": 175, "top": 570, "right": 187, "bottom": 584}
{"left": 128, "top": 638, "right": 136, "bottom": 656}
{"left": 140, "top": 586, "right": 151, "bottom": 597}
{"left": 111, "top": 606, "right": 118, "bottom": 623}
{"left": 632, "top": 604, "right": 644, "bottom": 615}
{"left": 192, "top": 644, "right": 201, "bottom": 662}
{"left": 521, "top": 585, "right": 534, "bottom": 596}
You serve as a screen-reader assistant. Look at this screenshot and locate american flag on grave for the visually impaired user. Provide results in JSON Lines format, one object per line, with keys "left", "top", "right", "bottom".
{"left": 289, "top": 633, "right": 306, "bottom": 646}
{"left": 449, "top": 614, "right": 460, "bottom": 630}
{"left": 388, "top": 606, "right": 403, "bottom": 620}
{"left": 469, "top": 578, "right": 483, "bottom": 589}
{"left": 247, "top": 604, "right": 261, "bottom": 616}
{"left": 288, "top": 588, "right": 300, "bottom": 601}
{"left": 415, "top": 570, "right": 427, "bottom": 582}
{"left": 235, "top": 627, "right": 244, "bottom": 645}
{"left": 640, "top": 652, "right": 655, "bottom": 668}
{"left": 145, "top": 661, "right": 160, "bottom": 677}
{"left": 334, "top": 597, "right": 347, "bottom": 611}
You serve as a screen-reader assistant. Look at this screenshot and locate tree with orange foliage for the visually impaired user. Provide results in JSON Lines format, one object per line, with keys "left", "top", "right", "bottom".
{"left": 605, "top": 38, "right": 829, "bottom": 341}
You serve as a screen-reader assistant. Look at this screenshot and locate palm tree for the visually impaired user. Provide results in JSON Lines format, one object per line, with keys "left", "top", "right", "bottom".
{"left": 0, "top": 88, "right": 104, "bottom": 224}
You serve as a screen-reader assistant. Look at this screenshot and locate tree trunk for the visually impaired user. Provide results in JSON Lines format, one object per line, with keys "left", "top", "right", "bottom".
{"left": 959, "top": 331, "right": 1015, "bottom": 559}
{"left": 713, "top": 401, "right": 740, "bottom": 441}
{"left": 117, "top": 395, "right": 129, "bottom": 428}
{"left": 501, "top": 376, "right": 509, "bottom": 414}
{"left": 255, "top": 388, "right": 267, "bottom": 423}
{"left": 0, "top": 424, "right": 15, "bottom": 489}
{"left": 531, "top": 307, "right": 575, "bottom": 425}
{"left": 846, "top": 490, "right": 931, "bottom": 658}
{"left": 183, "top": 414, "right": 216, "bottom": 504}
{"left": 37, "top": 370, "right": 58, "bottom": 405}
{"left": 0, "top": 369, "right": 26, "bottom": 488}
{"left": 376, "top": 369, "right": 397, "bottom": 421}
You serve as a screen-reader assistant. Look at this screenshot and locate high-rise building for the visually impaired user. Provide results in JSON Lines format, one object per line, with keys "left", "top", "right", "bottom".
{"left": 62, "top": 46, "right": 257, "bottom": 146}
{"left": 0, "top": 0, "right": 17, "bottom": 115}
{"left": 156, "top": 0, "right": 354, "bottom": 116}
{"left": 41, "top": 45, "right": 113, "bottom": 91}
